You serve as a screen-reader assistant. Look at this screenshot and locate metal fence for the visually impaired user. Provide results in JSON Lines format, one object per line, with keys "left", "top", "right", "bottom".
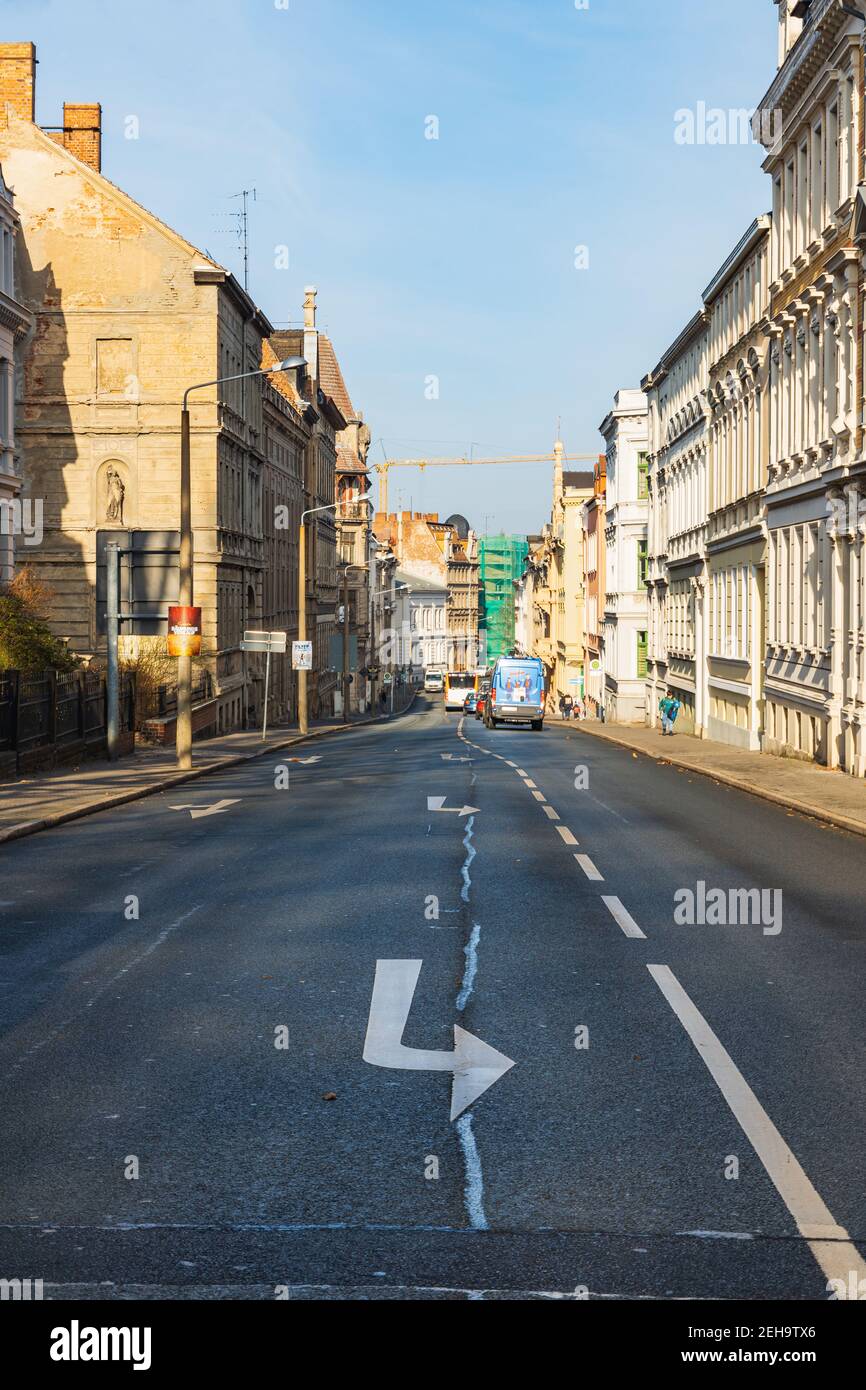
{"left": 0, "top": 668, "right": 135, "bottom": 755}
{"left": 154, "top": 671, "right": 213, "bottom": 718}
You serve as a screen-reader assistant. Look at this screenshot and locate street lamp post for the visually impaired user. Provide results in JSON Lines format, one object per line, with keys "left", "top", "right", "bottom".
{"left": 177, "top": 356, "right": 306, "bottom": 769}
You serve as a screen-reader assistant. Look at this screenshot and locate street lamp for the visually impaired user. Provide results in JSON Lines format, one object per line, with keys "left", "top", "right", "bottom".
{"left": 176, "top": 356, "right": 306, "bottom": 769}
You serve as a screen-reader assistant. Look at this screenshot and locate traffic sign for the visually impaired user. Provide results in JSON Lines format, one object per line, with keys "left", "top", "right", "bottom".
{"left": 241, "top": 630, "right": 287, "bottom": 654}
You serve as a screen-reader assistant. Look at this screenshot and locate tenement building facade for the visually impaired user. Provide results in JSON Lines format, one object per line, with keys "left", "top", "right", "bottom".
{"left": 0, "top": 42, "right": 279, "bottom": 733}
{"left": 643, "top": 312, "right": 710, "bottom": 736}
{"left": 756, "top": 0, "right": 866, "bottom": 772}
{"left": 0, "top": 157, "right": 31, "bottom": 581}
{"left": 703, "top": 217, "right": 772, "bottom": 750}
{"left": 599, "top": 388, "right": 649, "bottom": 723}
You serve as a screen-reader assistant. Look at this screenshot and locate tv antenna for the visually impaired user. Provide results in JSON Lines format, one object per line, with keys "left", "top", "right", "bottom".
{"left": 214, "top": 188, "right": 257, "bottom": 292}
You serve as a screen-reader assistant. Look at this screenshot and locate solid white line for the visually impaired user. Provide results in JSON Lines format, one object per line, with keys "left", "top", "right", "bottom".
{"left": 555, "top": 826, "right": 579, "bottom": 846}
{"left": 648, "top": 964, "right": 866, "bottom": 1289}
{"left": 460, "top": 817, "right": 476, "bottom": 904}
{"left": 456, "top": 1114, "right": 488, "bottom": 1230}
{"left": 543, "top": 805, "right": 560, "bottom": 821}
{"left": 531, "top": 790, "right": 546, "bottom": 803}
{"left": 575, "top": 854, "right": 604, "bottom": 882}
{"left": 601, "top": 896, "right": 646, "bottom": 939}
{"left": 456, "top": 923, "right": 481, "bottom": 1011}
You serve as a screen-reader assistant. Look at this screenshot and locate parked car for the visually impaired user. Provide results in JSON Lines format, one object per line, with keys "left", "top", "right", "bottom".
{"left": 463, "top": 691, "right": 479, "bottom": 714}
{"left": 475, "top": 684, "right": 490, "bottom": 720}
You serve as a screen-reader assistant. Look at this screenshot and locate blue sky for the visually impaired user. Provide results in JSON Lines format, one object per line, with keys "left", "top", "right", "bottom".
{"left": 9, "top": 0, "right": 777, "bottom": 532}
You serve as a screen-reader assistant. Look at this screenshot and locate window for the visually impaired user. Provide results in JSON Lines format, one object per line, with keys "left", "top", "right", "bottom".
{"left": 828, "top": 102, "right": 839, "bottom": 211}
{"left": 637, "top": 452, "right": 649, "bottom": 500}
{"left": 637, "top": 539, "right": 648, "bottom": 588}
{"left": 0, "top": 358, "right": 8, "bottom": 443}
{"left": 637, "top": 631, "right": 648, "bottom": 679}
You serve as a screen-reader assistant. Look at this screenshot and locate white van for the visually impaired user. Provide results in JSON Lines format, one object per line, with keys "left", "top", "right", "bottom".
{"left": 424, "top": 671, "right": 444, "bottom": 693}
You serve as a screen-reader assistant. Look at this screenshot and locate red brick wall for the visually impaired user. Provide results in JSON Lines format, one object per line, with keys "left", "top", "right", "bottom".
{"left": 0, "top": 42, "right": 36, "bottom": 127}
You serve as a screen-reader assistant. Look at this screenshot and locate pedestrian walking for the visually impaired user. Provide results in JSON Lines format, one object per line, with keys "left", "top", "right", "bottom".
{"left": 659, "top": 692, "right": 672, "bottom": 734}
{"left": 666, "top": 692, "right": 682, "bottom": 735}
{"left": 562, "top": 694, "right": 574, "bottom": 721}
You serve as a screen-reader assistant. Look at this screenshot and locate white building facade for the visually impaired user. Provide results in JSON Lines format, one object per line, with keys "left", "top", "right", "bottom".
{"left": 756, "top": 0, "right": 866, "bottom": 774}
{"left": 703, "top": 217, "right": 772, "bottom": 750}
{"left": 643, "top": 313, "right": 710, "bottom": 736}
{"left": 399, "top": 570, "right": 448, "bottom": 670}
{"left": 600, "top": 389, "right": 650, "bottom": 723}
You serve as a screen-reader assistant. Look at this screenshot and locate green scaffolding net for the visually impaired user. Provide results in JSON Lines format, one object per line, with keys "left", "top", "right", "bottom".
{"left": 478, "top": 534, "right": 529, "bottom": 663}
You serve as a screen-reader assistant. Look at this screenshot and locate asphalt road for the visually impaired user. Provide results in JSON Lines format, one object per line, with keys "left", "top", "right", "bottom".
{"left": 0, "top": 697, "right": 864, "bottom": 1300}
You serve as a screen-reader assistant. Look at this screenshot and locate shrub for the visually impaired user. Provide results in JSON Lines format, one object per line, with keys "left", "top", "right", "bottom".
{"left": 0, "top": 569, "right": 78, "bottom": 673}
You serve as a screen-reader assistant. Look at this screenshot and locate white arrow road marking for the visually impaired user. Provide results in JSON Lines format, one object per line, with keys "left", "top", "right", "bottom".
{"left": 427, "top": 796, "right": 480, "bottom": 817}
{"left": 441, "top": 754, "right": 473, "bottom": 762}
{"left": 363, "top": 959, "right": 515, "bottom": 1121}
{"left": 169, "top": 799, "right": 242, "bottom": 820}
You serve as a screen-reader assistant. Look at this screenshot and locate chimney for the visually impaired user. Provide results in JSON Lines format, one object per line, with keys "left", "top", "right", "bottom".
{"left": 303, "top": 285, "right": 318, "bottom": 385}
{"left": 61, "top": 102, "right": 102, "bottom": 171}
{"left": 0, "top": 42, "right": 36, "bottom": 129}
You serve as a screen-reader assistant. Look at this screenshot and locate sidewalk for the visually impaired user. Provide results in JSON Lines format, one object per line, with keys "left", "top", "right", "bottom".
{"left": 546, "top": 715, "right": 866, "bottom": 839}
{"left": 0, "top": 702, "right": 413, "bottom": 846}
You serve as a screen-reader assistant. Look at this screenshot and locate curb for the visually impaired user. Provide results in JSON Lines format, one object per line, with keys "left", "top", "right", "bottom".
{"left": 0, "top": 694, "right": 418, "bottom": 847}
{"left": 548, "top": 719, "right": 866, "bottom": 841}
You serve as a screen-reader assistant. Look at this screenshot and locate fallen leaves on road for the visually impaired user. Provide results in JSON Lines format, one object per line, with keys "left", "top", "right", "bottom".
{"left": 323, "top": 1092, "right": 337, "bottom": 1102}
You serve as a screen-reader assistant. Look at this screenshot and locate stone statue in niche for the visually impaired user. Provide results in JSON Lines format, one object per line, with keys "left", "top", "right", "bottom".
{"left": 105, "top": 466, "right": 125, "bottom": 524}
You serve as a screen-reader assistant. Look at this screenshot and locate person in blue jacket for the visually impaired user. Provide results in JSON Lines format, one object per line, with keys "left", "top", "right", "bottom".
{"left": 664, "top": 691, "right": 682, "bottom": 735}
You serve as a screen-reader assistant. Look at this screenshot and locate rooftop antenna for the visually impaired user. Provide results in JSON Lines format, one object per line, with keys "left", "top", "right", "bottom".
{"left": 214, "top": 188, "right": 257, "bottom": 292}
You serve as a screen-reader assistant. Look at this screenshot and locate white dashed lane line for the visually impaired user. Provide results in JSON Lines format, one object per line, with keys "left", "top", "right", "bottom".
{"left": 531, "top": 790, "right": 546, "bottom": 803}
{"left": 555, "top": 826, "right": 579, "bottom": 846}
{"left": 602, "top": 895, "right": 646, "bottom": 939}
{"left": 522, "top": 779, "right": 538, "bottom": 789}
{"left": 575, "top": 854, "right": 604, "bottom": 882}
{"left": 542, "top": 805, "right": 560, "bottom": 821}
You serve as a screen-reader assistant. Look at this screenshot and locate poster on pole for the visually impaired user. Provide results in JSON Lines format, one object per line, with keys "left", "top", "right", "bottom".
{"left": 292, "top": 641, "right": 313, "bottom": 670}
{"left": 167, "top": 605, "right": 202, "bottom": 657}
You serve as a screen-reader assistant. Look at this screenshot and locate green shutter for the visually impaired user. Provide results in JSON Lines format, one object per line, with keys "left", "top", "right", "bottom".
{"left": 638, "top": 540, "right": 648, "bottom": 588}
{"left": 637, "top": 453, "right": 649, "bottom": 500}
{"left": 637, "top": 630, "right": 648, "bottom": 679}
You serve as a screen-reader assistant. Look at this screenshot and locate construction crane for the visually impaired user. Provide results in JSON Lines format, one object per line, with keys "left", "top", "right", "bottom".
{"left": 373, "top": 443, "right": 600, "bottom": 514}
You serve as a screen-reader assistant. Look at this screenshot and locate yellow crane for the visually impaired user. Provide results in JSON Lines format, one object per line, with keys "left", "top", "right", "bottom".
{"left": 373, "top": 442, "right": 600, "bottom": 514}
